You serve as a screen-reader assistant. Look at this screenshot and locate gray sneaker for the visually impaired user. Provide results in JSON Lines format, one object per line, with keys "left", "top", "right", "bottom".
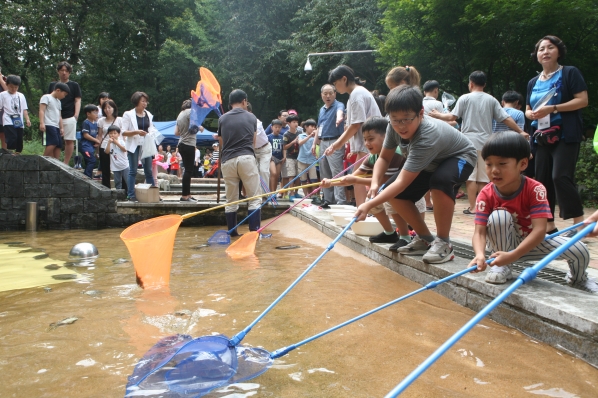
{"left": 485, "top": 265, "right": 513, "bottom": 284}
{"left": 397, "top": 235, "right": 430, "bottom": 255}
{"left": 422, "top": 238, "right": 455, "bottom": 264}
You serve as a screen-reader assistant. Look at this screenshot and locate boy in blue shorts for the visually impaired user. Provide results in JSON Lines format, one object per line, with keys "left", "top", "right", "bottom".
{"left": 39, "top": 82, "right": 70, "bottom": 159}
{"left": 469, "top": 131, "right": 596, "bottom": 292}
{"left": 355, "top": 85, "right": 477, "bottom": 264}
{"left": 297, "top": 118, "right": 318, "bottom": 197}
{"left": 81, "top": 104, "right": 100, "bottom": 178}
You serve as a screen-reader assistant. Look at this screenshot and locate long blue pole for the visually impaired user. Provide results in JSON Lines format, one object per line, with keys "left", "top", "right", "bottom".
{"left": 385, "top": 222, "right": 596, "bottom": 397}
{"left": 229, "top": 154, "right": 325, "bottom": 234}
{"left": 228, "top": 217, "right": 359, "bottom": 347}
{"left": 270, "top": 266, "right": 477, "bottom": 359}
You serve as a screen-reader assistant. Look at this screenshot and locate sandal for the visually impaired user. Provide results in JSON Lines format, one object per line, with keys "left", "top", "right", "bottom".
{"left": 463, "top": 208, "right": 475, "bottom": 215}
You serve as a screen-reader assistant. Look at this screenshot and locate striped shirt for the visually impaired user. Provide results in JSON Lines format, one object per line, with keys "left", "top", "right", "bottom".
{"left": 359, "top": 147, "right": 405, "bottom": 181}
{"left": 475, "top": 176, "right": 552, "bottom": 237}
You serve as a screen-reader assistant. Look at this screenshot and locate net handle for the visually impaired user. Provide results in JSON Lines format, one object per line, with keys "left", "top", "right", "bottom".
{"left": 181, "top": 179, "right": 341, "bottom": 220}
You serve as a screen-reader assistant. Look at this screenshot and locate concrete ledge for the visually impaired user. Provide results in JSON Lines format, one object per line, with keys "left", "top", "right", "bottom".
{"left": 291, "top": 208, "right": 598, "bottom": 368}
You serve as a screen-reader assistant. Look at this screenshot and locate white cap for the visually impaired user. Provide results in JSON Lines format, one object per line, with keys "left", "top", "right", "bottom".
{"left": 212, "top": 143, "right": 219, "bottom": 147}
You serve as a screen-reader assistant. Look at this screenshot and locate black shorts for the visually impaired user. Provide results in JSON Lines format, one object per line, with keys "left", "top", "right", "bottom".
{"left": 43, "top": 125, "right": 63, "bottom": 147}
{"left": 395, "top": 157, "right": 474, "bottom": 202}
{"left": 3, "top": 125, "right": 23, "bottom": 149}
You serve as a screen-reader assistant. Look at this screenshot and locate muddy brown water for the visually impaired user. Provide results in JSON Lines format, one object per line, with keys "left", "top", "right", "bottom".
{"left": 0, "top": 215, "right": 596, "bottom": 397}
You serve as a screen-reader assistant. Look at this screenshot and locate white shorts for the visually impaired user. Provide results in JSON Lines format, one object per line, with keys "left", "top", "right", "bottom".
{"left": 285, "top": 158, "right": 299, "bottom": 177}
{"left": 467, "top": 150, "right": 489, "bottom": 183}
{"left": 349, "top": 132, "right": 367, "bottom": 154}
{"left": 415, "top": 197, "right": 426, "bottom": 213}
{"left": 298, "top": 161, "right": 317, "bottom": 182}
{"left": 62, "top": 117, "right": 77, "bottom": 141}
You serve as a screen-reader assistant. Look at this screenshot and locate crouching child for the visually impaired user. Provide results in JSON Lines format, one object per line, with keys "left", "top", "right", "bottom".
{"left": 470, "top": 131, "right": 597, "bottom": 293}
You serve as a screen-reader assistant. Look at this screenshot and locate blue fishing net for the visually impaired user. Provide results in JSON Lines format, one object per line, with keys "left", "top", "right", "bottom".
{"left": 126, "top": 334, "right": 272, "bottom": 397}
{"left": 207, "top": 230, "right": 230, "bottom": 245}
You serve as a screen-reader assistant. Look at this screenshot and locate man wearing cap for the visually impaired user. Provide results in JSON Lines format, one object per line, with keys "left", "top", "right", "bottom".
{"left": 312, "top": 84, "right": 346, "bottom": 206}
{"left": 218, "top": 89, "right": 261, "bottom": 236}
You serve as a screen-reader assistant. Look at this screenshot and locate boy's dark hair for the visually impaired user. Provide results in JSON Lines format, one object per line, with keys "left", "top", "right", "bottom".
{"left": 6, "top": 75, "right": 21, "bottom": 86}
{"left": 362, "top": 116, "right": 388, "bottom": 136}
{"left": 371, "top": 90, "right": 386, "bottom": 116}
{"left": 533, "top": 35, "right": 566, "bottom": 61}
{"left": 181, "top": 99, "right": 192, "bottom": 110}
{"left": 482, "top": 131, "right": 530, "bottom": 161}
{"left": 98, "top": 92, "right": 110, "bottom": 101}
{"left": 278, "top": 109, "right": 287, "bottom": 116}
{"left": 83, "top": 104, "right": 99, "bottom": 115}
{"left": 422, "top": 80, "right": 440, "bottom": 92}
{"left": 303, "top": 118, "right": 317, "bottom": 127}
{"left": 328, "top": 65, "right": 366, "bottom": 86}
{"left": 131, "top": 91, "right": 149, "bottom": 106}
{"left": 502, "top": 90, "right": 521, "bottom": 104}
{"left": 53, "top": 82, "right": 70, "bottom": 94}
{"left": 56, "top": 61, "right": 72, "bottom": 72}
{"left": 246, "top": 102, "right": 253, "bottom": 112}
{"left": 228, "top": 89, "right": 247, "bottom": 105}
{"left": 469, "top": 71, "right": 487, "bottom": 87}
{"left": 385, "top": 85, "right": 423, "bottom": 115}
{"left": 101, "top": 100, "right": 118, "bottom": 117}
{"left": 107, "top": 125, "right": 121, "bottom": 134}
{"left": 286, "top": 115, "right": 300, "bottom": 123}
{"left": 271, "top": 119, "right": 282, "bottom": 126}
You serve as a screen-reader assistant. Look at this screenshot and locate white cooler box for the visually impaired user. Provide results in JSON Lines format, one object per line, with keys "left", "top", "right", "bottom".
{"left": 135, "top": 184, "right": 160, "bottom": 203}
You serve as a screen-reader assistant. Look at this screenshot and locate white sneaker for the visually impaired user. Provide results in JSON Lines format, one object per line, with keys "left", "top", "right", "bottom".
{"left": 422, "top": 237, "right": 454, "bottom": 264}
{"left": 397, "top": 235, "right": 430, "bottom": 255}
{"left": 568, "top": 276, "right": 598, "bottom": 294}
{"left": 485, "top": 265, "right": 513, "bottom": 284}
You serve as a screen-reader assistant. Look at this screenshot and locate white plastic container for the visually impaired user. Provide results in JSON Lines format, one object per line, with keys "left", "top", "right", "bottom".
{"left": 351, "top": 218, "right": 384, "bottom": 236}
{"left": 332, "top": 213, "right": 355, "bottom": 226}
{"left": 293, "top": 198, "right": 312, "bottom": 206}
{"left": 328, "top": 204, "right": 356, "bottom": 210}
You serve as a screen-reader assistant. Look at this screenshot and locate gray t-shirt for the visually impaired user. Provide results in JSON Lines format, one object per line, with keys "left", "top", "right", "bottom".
{"left": 451, "top": 91, "right": 509, "bottom": 150}
{"left": 217, "top": 108, "right": 257, "bottom": 163}
{"left": 347, "top": 86, "right": 382, "bottom": 151}
{"left": 383, "top": 116, "right": 477, "bottom": 173}
{"left": 39, "top": 94, "right": 62, "bottom": 127}
{"left": 176, "top": 108, "right": 196, "bottom": 147}
{"left": 422, "top": 96, "right": 443, "bottom": 115}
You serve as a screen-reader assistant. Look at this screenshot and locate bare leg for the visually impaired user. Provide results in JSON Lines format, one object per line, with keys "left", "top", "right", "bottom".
{"left": 466, "top": 180, "right": 477, "bottom": 210}
{"left": 390, "top": 213, "right": 409, "bottom": 236}
{"left": 431, "top": 189, "right": 454, "bottom": 239}
{"left": 388, "top": 198, "right": 432, "bottom": 237}
{"left": 373, "top": 212, "right": 394, "bottom": 232}
{"left": 0, "top": 133, "right": 6, "bottom": 149}
{"left": 352, "top": 152, "right": 368, "bottom": 206}
{"left": 53, "top": 147, "right": 62, "bottom": 159}
{"left": 63, "top": 140, "right": 74, "bottom": 165}
{"left": 43, "top": 145, "right": 56, "bottom": 157}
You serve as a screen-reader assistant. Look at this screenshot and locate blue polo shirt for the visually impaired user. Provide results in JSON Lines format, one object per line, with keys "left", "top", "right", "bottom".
{"left": 318, "top": 100, "right": 345, "bottom": 139}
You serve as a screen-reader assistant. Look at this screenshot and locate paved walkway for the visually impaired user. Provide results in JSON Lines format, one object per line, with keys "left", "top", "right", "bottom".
{"left": 439, "top": 198, "right": 598, "bottom": 270}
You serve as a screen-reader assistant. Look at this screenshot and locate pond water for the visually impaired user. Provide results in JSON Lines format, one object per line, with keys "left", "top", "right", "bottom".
{"left": 0, "top": 215, "right": 597, "bottom": 397}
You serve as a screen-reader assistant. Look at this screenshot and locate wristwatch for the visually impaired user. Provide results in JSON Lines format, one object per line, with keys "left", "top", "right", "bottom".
{"left": 553, "top": 105, "right": 558, "bottom": 114}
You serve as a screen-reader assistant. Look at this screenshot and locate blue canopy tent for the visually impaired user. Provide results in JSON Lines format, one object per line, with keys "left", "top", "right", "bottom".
{"left": 154, "top": 121, "right": 218, "bottom": 148}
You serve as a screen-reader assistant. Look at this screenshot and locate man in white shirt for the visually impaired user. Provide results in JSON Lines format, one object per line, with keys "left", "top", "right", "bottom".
{"left": 248, "top": 102, "right": 271, "bottom": 193}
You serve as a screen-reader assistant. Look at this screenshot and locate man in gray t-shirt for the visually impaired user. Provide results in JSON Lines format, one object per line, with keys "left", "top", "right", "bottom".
{"left": 429, "top": 71, "right": 527, "bottom": 214}
{"left": 217, "top": 89, "right": 261, "bottom": 235}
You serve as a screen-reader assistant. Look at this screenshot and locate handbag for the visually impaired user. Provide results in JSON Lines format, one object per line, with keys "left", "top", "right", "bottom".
{"left": 140, "top": 129, "right": 158, "bottom": 159}
{"left": 533, "top": 125, "right": 561, "bottom": 146}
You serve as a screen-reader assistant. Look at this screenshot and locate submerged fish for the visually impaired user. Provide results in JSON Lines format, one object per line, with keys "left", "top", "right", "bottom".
{"left": 19, "top": 248, "right": 45, "bottom": 253}
{"left": 276, "top": 245, "right": 301, "bottom": 250}
{"left": 113, "top": 258, "right": 129, "bottom": 264}
{"left": 44, "top": 264, "right": 62, "bottom": 270}
{"left": 83, "top": 290, "right": 102, "bottom": 297}
{"left": 34, "top": 253, "right": 50, "bottom": 260}
{"left": 51, "top": 274, "right": 78, "bottom": 280}
{"left": 192, "top": 244, "right": 210, "bottom": 250}
{"left": 48, "top": 316, "right": 78, "bottom": 331}
{"left": 174, "top": 309, "right": 192, "bottom": 316}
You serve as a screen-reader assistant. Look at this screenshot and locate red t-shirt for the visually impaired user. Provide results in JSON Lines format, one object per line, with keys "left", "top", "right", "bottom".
{"left": 474, "top": 176, "right": 552, "bottom": 237}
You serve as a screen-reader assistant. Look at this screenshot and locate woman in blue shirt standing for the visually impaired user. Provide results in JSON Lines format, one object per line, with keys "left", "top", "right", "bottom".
{"left": 525, "top": 35, "right": 588, "bottom": 236}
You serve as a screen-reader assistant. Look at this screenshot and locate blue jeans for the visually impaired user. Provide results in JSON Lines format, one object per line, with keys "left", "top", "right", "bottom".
{"left": 127, "top": 146, "right": 154, "bottom": 199}
{"left": 82, "top": 148, "right": 97, "bottom": 178}
{"left": 113, "top": 168, "right": 129, "bottom": 190}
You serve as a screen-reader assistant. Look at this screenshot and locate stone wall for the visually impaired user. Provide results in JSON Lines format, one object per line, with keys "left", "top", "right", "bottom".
{"left": 0, "top": 154, "right": 126, "bottom": 230}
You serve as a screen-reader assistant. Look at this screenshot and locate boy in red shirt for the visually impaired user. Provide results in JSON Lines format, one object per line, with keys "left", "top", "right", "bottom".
{"left": 470, "top": 132, "right": 596, "bottom": 293}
